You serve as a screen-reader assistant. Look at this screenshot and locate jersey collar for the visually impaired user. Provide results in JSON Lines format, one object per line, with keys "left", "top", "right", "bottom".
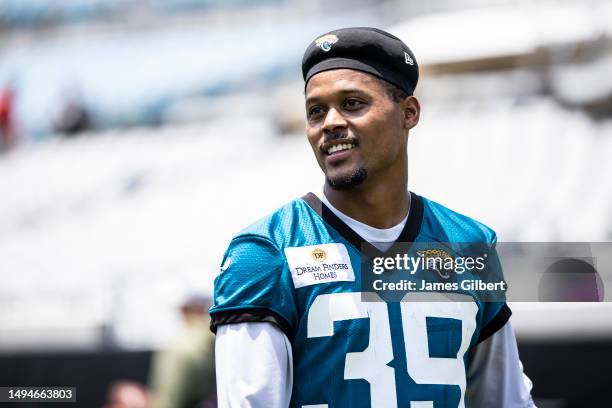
{"left": 301, "top": 191, "right": 424, "bottom": 258}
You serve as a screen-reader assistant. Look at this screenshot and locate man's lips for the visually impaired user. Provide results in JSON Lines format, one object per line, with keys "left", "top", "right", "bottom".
{"left": 320, "top": 140, "right": 358, "bottom": 165}
{"left": 320, "top": 139, "right": 359, "bottom": 156}
{"left": 325, "top": 147, "right": 355, "bottom": 164}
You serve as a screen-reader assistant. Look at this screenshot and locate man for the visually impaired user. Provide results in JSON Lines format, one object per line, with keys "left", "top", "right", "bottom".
{"left": 103, "top": 381, "right": 150, "bottom": 408}
{"left": 0, "top": 83, "right": 16, "bottom": 151}
{"left": 149, "top": 296, "right": 216, "bottom": 408}
{"left": 210, "top": 27, "right": 535, "bottom": 407}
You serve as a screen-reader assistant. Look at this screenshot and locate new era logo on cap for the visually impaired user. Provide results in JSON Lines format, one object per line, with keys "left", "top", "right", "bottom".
{"left": 404, "top": 52, "right": 414, "bottom": 65}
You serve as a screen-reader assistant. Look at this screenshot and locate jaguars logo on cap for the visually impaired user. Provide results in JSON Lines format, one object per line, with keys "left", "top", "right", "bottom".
{"left": 315, "top": 34, "right": 338, "bottom": 52}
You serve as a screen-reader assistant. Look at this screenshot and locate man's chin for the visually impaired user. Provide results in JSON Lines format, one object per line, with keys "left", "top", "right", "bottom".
{"left": 325, "top": 167, "right": 368, "bottom": 191}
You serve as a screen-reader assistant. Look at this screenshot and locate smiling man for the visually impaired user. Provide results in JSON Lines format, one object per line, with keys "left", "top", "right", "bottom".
{"left": 210, "top": 27, "right": 536, "bottom": 407}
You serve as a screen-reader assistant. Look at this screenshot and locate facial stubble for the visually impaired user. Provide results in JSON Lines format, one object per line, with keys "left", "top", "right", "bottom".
{"left": 326, "top": 166, "right": 368, "bottom": 190}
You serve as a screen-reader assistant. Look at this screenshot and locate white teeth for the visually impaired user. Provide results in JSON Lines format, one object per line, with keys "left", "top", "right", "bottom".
{"left": 327, "top": 143, "right": 355, "bottom": 154}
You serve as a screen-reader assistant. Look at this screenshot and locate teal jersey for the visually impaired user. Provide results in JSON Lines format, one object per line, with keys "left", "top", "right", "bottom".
{"left": 210, "top": 192, "right": 511, "bottom": 408}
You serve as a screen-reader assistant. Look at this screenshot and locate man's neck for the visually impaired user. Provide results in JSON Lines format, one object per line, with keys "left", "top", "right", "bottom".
{"left": 323, "top": 178, "right": 409, "bottom": 229}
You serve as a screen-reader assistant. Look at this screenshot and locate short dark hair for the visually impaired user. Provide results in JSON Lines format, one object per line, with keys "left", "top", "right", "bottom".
{"left": 380, "top": 78, "right": 410, "bottom": 103}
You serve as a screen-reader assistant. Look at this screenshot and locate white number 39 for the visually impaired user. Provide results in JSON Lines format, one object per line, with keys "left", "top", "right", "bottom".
{"left": 306, "top": 292, "right": 478, "bottom": 408}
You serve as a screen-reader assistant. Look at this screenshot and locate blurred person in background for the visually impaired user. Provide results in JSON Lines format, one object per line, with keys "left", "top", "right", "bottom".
{"left": 0, "top": 81, "right": 16, "bottom": 151}
{"left": 54, "top": 86, "right": 91, "bottom": 136}
{"left": 103, "top": 380, "right": 150, "bottom": 408}
{"left": 148, "top": 295, "right": 216, "bottom": 408}
{"left": 538, "top": 258, "right": 604, "bottom": 302}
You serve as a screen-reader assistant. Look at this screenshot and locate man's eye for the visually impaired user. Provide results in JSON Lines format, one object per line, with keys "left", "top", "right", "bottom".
{"left": 343, "top": 98, "right": 364, "bottom": 109}
{"left": 308, "top": 106, "right": 324, "bottom": 119}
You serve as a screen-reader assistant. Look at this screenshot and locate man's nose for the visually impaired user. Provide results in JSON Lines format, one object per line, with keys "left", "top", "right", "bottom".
{"left": 322, "top": 107, "right": 347, "bottom": 134}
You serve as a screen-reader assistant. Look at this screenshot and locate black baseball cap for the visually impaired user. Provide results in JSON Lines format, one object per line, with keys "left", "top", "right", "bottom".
{"left": 302, "top": 27, "right": 419, "bottom": 95}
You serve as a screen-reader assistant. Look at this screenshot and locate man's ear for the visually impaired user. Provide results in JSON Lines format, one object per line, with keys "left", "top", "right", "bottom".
{"left": 401, "top": 96, "right": 420, "bottom": 130}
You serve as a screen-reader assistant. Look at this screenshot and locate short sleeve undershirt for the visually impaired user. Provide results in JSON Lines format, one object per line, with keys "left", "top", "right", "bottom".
{"left": 320, "top": 191, "right": 408, "bottom": 251}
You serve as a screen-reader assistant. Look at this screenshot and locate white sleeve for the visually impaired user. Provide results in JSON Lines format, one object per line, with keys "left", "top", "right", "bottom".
{"left": 215, "top": 322, "right": 293, "bottom": 408}
{"left": 466, "top": 321, "right": 536, "bottom": 408}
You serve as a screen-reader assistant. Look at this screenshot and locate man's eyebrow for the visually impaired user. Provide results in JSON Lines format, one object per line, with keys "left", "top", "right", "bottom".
{"left": 305, "top": 89, "right": 367, "bottom": 104}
